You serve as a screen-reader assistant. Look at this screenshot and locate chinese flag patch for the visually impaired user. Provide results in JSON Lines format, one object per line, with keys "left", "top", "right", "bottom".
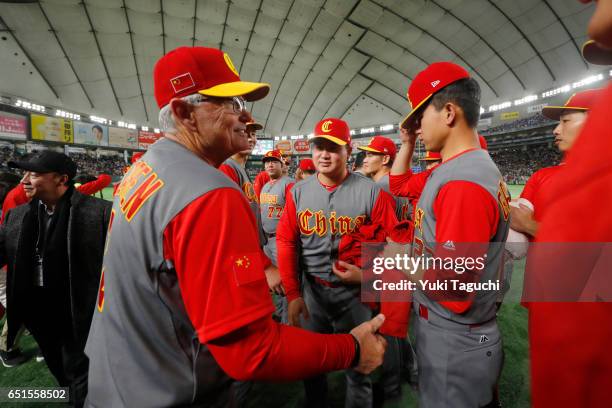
{"left": 232, "top": 252, "right": 264, "bottom": 286}
{"left": 170, "top": 72, "right": 196, "bottom": 93}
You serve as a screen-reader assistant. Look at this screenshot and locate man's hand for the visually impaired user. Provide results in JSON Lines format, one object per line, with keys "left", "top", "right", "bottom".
{"left": 332, "top": 261, "right": 363, "bottom": 284}
{"left": 349, "top": 314, "right": 388, "bottom": 374}
{"left": 510, "top": 204, "right": 538, "bottom": 237}
{"left": 264, "top": 264, "right": 285, "bottom": 295}
{"left": 288, "top": 297, "right": 309, "bottom": 327}
{"left": 399, "top": 126, "right": 417, "bottom": 145}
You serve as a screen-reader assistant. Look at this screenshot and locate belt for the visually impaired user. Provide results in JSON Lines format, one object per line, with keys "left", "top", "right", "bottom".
{"left": 417, "top": 303, "right": 495, "bottom": 330}
{"left": 313, "top": 276, "right": 342, "bottom": 288}
{"left": 265, "top": 232, "right": 276, "bottom": 238}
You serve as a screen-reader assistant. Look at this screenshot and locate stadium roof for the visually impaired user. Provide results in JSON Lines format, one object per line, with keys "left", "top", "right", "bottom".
{"left": 0, "top": 0, "right": 597, "bottom": 136}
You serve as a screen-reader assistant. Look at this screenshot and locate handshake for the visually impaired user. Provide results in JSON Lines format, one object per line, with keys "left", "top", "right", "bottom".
{"left": 289, "top": 297, "right": 388, "bottom": 375}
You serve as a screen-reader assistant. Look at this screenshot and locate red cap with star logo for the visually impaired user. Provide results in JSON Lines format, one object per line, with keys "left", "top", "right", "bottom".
{"left": 262, "top": 149, "right": 283, "bottom": 163}
{"left": 153, "top": 46, "right": 270, "bottom": 108}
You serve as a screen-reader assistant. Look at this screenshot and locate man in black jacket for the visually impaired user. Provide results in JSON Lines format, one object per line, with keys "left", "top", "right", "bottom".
{"left": 0, "top": 151, "right": 111, "bottom": 407}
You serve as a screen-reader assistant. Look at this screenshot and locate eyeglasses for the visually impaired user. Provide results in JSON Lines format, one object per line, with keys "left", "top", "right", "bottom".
{"left": 194, "top": 96, "right": 247, "bottom": 114}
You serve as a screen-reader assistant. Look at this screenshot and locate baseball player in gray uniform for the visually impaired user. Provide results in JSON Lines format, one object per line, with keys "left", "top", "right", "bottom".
{"left": 399, "top": 62, "right": 510, "bottom": 407}
{"left": 259, "top": 149, "right": 295, "bottom": 323}
{"left": 277, "top": 117, "right": 400, "bottom": 407}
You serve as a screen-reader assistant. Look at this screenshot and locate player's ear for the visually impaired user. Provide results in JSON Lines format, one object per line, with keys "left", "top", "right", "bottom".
{"left": 382, "top": 155, "right": 390, "bottom": 166}
{"left": 170, "top": 98, "right": 197, "bottom": 133}
{"left": 444, "top": 102, "right": 458, "bottom": 127}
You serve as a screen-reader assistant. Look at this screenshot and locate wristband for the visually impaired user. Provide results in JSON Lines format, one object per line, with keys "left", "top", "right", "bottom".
{"left": 350, "top": 334, "right": 360, "bottom": 368}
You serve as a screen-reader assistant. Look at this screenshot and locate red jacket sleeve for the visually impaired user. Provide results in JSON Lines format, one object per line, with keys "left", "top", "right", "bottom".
{"left": 1, "top": 184, "right": 28, "bottom": 224}
{"left": 218, "top": 164, "right": 239, "bottom": 185}
{"left": 425, "top": 181, "right": 500, "bottom": 314}
{"left": 370, "top": 189, "right": 399, "bottom": 235}
{"left": 276, "top": 192, "right": 301, "bottom": 302}
{"left": 389, "top": 170, "right": 429, "bottom": 201}
{"left": 207, "top": 316, "right": 355, "bottom": 381}
{"left": 76, "top": 174, "right": 112, "bottom": 196}
{"left": 163, "top": 188, "right": 275, "bottom": 343}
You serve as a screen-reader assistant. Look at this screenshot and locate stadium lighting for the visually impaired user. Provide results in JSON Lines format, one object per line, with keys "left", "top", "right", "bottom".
{"left": 141, "top": 126, "right": 149, "bottom": 131}
{"left": 480, "top": 107, "right": 485, "bottom": 114}
{"left": 307, "top": 133, "right": 314, "bottom": 139}
{"left": 514, "top": 95, "right": 538, "bottom": 106}
{"left": 488, "top": 101, "right": 511, "bottom": 112}
{"left": 274, "top": 136, "right": 280, "bottom": 141}
{"left": 15, "top": 99, "right": 46, "bottom": 113}
{"left": 349, "top": 129, "right": 356, "bottom": 135}
{"left": 572, "top": 74, "right": 603, "bottom": 89}
{"left": 281, "top": 136, "right": 287, "bottom": 140}
{"left": 609, "top": 70, "right": 612, "bottom": 77}
{"left": 360, "top": 127, "right": 375, "bottom": 134}
{"left": 154, "top": 128, "right": 160, "bottom": 133}
{"left": 55, "top": 110, "right": 80, "bottom": 120}
{"left": 379, "top": 124, "right": 394, "bottom": 131}
{"left": 290, "top": 135, "right": 300, "bottom": 140}
{"left": 541, "top": 85, "right": 571, "bottom": 98}
{"left": 90, "top": 115, "right": 109, "bottom": 125}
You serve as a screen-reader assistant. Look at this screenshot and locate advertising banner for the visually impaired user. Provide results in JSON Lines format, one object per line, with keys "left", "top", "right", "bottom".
{"left": 0, "top": 112, "right": 27, "bottom": 140}
{"left": 74, "top": 121, "right": 109, "bottom": 146}
{"left": 109, "top": 127, "right": 138, "bottom": 148}
{"left": 138, "top": 131, "right": 161, "bottom": 149}
{"left": 31, "top": 114, "right": 73, "bottom": 143}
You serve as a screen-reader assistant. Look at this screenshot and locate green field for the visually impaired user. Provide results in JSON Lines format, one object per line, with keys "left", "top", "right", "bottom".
{"left": 0, "top": 186, "right": 529, "bottom": 407}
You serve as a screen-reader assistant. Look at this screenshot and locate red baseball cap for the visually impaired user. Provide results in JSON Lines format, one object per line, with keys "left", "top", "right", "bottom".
{"left": 419, "top": 151, "right": 442, "bottom": 161}
{"left": 299, "top": 158, "right": 315, "bottom": 172}
{"left": 247, "top": 121, "right": 263, "bottom": 131}
{"left": 541, "top": 89, "right": 604, "bottom": 120}
{"left": 310, "top": 118, "right": 351, "bottom": 146}
{"left": 581, "top": 40, "right": 612, "bottom": 66}
{"left": 262, "top": 149, "right": 283, "bottom": 163}
{"left": 357, "top": 136, "right": 397, "bottom": 160}
{"left": 400, "top": 62, "right": 471, "bottom": 129}
{"left": 153, "top": 47, "right": 270, "bottom": 108}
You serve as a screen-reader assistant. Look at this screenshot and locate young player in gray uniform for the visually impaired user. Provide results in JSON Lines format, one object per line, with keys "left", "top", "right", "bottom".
{"left": 277, "top": 118, "right": 400, "bottom": 407}
{"left": 259, "top": 149, "right": 294, "bottom": 323}
{"left": 399, "top": 62, "right": 510, "bottom": 408}
{"left": 85, "top": 46, "right": 387, "bottom": 408}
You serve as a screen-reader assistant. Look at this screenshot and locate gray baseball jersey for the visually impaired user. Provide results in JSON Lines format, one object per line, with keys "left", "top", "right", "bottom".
{"left": 260, "top": 176, "right": 294, "bottom": 235}
{"left": 223, "top": 158, "right": 266, "bottom": 245}
{"left": 377, "top": 174, "right": 413, "bottom": 222}
{"left": 411, "top": 148, "right": 510, "bottom": 408}
{"left": 412, "top": 148, "right": 510, "bottom": 324}
{"left": 85, "top": 138, "right": 243, "bottom": 407}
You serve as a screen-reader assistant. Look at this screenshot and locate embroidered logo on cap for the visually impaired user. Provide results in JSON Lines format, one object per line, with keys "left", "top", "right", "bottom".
{"left": 224, "top": 53, "right": 239, "bottom": 77}
{"left": 321, "top": 120, "right": 333, "bottom": 133}
{"left": 170, "top": 73, "right": 196, "bottom": 93}
{"left": 431, "top": 80, "right": 441, "bottom": 88}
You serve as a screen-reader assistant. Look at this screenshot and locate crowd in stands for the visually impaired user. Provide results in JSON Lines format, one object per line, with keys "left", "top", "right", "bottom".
{"left": 482, "top": 113, "right": 555, "bottom": 135}
{"left": 69, "top": 153, "right": 125, "bottom": 177}
{"left": 0, "top": 147, "right": 127, "bottom": 179}
{"left": 490, "top": 143, "right": 561, "bottom": 184}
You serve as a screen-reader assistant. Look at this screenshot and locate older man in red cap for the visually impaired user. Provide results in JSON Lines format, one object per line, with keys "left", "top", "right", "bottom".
{"left": 399, "top": 62, "right": 510, "bottom": 408}
{"left": 277, "top": 117, "right": 399, "bottom": 407}
{"left": 521, "top": 0, "right": 612, "bottom": 405}
{"left": 84, "top": 47, "right": 387, "bottom": 407}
